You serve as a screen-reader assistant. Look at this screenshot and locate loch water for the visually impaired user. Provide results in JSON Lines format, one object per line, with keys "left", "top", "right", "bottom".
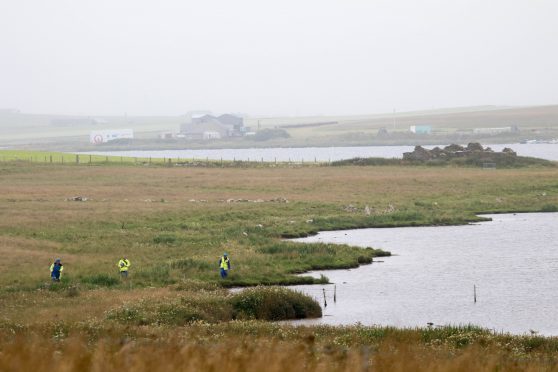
{"left": 290, "top": 213, "right": 558, "bottom": 335}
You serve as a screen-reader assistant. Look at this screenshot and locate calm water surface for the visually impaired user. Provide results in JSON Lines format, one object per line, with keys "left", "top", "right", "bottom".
{"left": 81, "top": 143, "right": 558, "bottom": 161}
{"left": 290, "top": 213, "right": 558, "bottom": 335}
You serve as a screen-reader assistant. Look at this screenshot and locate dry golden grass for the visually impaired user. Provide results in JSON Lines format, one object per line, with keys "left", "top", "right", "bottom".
{"left": 1, "top": 333, "right": 556, "bottom": 372}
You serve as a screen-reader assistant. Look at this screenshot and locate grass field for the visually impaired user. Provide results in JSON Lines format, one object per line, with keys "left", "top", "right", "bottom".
{"left": 1, "top": 156, "right": 558, "bottom": 370}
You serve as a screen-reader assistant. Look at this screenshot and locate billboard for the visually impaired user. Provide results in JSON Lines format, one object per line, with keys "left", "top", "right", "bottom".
{"left": 90, "top": 129, "right": 134, "bottom": 144}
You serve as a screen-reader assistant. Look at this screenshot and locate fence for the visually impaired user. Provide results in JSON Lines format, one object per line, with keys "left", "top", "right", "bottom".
{"left": 0, "top": 153, "right": 334, "bottom": 168}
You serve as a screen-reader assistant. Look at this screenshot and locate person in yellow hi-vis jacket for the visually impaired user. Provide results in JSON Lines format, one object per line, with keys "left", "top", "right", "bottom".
{"left": 50, "top": 258, "right": 63, "bottom": 282}
{"left": 118, "top": 257, "right": 131, "bottom": 278}
{"left": 219, "top": 253, "right": 231, "bottom": 279}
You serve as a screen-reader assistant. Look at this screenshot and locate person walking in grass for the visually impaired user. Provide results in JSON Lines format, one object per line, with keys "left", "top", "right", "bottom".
{"left": 219, "top": 253, "right": 231, "bottom": 279}
{"left": 50, "top": 258, "right": 63, "bottom": 282}
{"left": 118, "top": 257, "right": 131, "bottom": 278}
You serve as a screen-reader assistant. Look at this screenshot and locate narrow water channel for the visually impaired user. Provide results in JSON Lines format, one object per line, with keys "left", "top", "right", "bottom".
{"left": 290, "top": 213, "right": 558, "bottom": 335}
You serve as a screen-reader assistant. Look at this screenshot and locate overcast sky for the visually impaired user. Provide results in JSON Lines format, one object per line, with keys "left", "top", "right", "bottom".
{"left": 1, "top": 0, "right": 557, "bottom": 116}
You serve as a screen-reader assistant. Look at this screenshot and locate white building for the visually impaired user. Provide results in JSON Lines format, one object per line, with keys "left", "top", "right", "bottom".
{"left": 473, "top": 127, "right": 513, "bottom": 135}
{"left": 203, "top": 131, "right": 221, "bottom": 139}
{"left": 90, "top": 129, "right": 134, "bottom": 144}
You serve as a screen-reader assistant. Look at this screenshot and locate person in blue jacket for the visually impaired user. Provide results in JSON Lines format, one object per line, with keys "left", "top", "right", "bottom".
{"left": 50, "top": 258, "right": 63, "bottom": 282}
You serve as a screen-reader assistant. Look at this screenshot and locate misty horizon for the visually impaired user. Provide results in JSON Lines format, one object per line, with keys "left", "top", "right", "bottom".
{"left": 1, "top": 0, "right": 557, "bottom": 117}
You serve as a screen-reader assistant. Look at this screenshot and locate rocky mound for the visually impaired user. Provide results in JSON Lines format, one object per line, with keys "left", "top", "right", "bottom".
{"left": 403, "top": 143, "right": 517, "bottom": 162}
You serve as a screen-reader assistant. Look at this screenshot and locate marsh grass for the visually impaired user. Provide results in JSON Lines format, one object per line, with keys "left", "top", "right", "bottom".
{"left": 2, "top": 323, "right": 558, "bottom": 371}
{"left": 1, "top": 161, "right": 558, "bottom": 369}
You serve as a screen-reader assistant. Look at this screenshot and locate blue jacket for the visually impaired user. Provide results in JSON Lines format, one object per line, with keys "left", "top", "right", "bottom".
{"left": 51, "top": 263, "right": 63, "bottom": 279}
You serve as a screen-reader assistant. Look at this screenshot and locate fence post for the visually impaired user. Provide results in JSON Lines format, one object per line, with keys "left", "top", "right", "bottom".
{"left": 334, "top": 285, "right": 337, "bottom": 303}
{"left": 76, "top": 155, "right": 79, "bottom": 164}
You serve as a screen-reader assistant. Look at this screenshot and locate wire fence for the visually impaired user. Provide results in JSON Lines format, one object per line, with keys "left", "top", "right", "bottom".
{"left": 0, "top": 153, "right": 334, "bottom": 168}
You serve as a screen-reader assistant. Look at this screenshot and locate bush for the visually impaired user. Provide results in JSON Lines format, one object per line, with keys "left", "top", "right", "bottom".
{"left": 230, "top": 287, "right": 322, "bottom": 320}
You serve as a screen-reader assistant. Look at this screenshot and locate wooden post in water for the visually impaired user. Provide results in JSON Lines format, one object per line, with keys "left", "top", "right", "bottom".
{"left": 474, "top": 285, "right": 477, "bottom": 303}
{"left": 323, "top": 288, "right": 327, "bottom": 307}
{"left": 334, "top": 285, "right": 337, "bottom": 303}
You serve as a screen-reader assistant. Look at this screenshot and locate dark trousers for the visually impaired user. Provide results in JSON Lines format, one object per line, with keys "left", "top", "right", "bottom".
{"left": 220, "top": 268, "right": 228, "bottom": 278}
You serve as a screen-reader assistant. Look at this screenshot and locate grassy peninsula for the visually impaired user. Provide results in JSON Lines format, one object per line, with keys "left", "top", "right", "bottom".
{"left": 1, "top": 153, "right": 558, "bottom": 370}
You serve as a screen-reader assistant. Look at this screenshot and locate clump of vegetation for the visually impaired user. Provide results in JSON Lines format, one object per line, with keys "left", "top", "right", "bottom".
{"left": 105, "top": 287, "right": 321, "bottom": 325}
{"left": 153, "top": 233, "right": 179, "bottom": 244}
{"left": 80, "top": 274, "right": 120, "bottom": 287}
{"left": 230, "top": 287, "right": 322, "bottom": 320}
{"left": 541, "top": 204, "right": 558, "bottom": 212}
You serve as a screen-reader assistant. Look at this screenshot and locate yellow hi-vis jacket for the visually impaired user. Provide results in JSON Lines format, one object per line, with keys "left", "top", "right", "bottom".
{"left": 219, "top": 256, "right": 230, "bottom": 270}
{"left": 118, "top": 259, "right": 130, "bottom": 272}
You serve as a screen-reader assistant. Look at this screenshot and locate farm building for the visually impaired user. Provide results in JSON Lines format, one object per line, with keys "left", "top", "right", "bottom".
{"left": 410, "top": 125, "right": 432, "bottom": 134}
{"left": 179, "top": 114, "right": 249, "bottom": 140}
{"left": 90, "top": 129, "right": 134, "bottom": 144}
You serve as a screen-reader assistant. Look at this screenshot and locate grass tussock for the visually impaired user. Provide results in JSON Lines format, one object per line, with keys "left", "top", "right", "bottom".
{"left": 231, "top": 287, "right": 322, "bottom": 320}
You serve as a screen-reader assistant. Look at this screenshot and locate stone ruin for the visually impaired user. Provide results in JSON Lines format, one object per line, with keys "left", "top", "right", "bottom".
{"left": 403, "top": 143, "right": 517, "bottom": 162}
